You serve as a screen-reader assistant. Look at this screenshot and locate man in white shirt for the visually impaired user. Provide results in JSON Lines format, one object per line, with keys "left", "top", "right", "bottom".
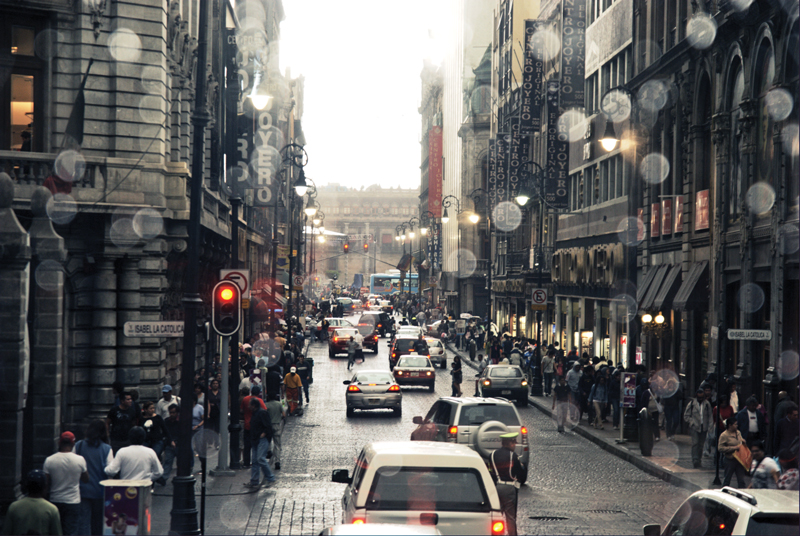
{"left": 43, "top": 431, "right": 88, "bottom": 536}
{"left": 105, "top": 426, "right": 163, "bottom": 482}
{"left": 155, "top": 384, "right": 180, "bottom": 420}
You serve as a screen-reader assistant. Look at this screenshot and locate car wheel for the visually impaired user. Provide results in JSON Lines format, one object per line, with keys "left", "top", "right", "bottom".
{"left": 441, "top": 360, "right": 447, "bottom": 370}
{"left": 393, "top": 406, "right": 402, "bottom": 417}
{"left": 346, "top": 407, "right": 354, "bottom": 417}
{"left": 428, "top": 383, "right": 435, "bottom": 392}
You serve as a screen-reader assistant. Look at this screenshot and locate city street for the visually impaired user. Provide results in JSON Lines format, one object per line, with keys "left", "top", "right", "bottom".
{"left": 153, "top": 314, "right": 690, "bottom": 535}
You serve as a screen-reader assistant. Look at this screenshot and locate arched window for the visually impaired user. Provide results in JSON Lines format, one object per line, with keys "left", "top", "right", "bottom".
{"left": 755, "top": 39, "right": 776, "bottom": 187}
{"left": 729, "top": 60, "right": 745, "bottom": 218}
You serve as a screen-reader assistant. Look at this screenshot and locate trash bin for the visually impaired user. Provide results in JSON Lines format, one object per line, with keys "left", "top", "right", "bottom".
{"left": 638, "top": 407, "right": 653, "bottom": 456}
{"left": 100, "top": 479, "right": 152, "bottom": 535}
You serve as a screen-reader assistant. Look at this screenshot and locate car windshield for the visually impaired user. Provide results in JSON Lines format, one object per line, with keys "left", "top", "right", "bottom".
{"left": 334, "top": 329, "right": 358, "bottom": 337}
{"left": 398, "top": 357, "right": 430, "bottom": 368}
{"left": 355, "top": 373, "right": 394, "bottom": 384}
{"left": 489, "top": 367, "right": 523, "bottom": 378}
{"left": 366, "top": 467, "right": 490, "bottom": 512}
{"left": 457, "top": 405, "right": 521, "bottom": 426}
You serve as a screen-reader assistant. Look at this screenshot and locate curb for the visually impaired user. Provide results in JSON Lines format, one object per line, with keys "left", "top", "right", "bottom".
{"left": 445, "top": 342, "right": 704, "bottom": 494}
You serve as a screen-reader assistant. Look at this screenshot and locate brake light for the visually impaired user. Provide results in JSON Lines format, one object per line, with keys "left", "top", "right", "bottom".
{"left": 491, "top": 520, "right": 505, "bottom": 535}
{"left": 334, "top": 337, "right": 339, "bottom": 342}
{"left": 521, "top": 380, "right": 528, "bottom": 386}
{"left": 521, "top": 426, "right": 528, "bottom": 435}
{"left": 426, "top": 371, "right": 432, "bottom": 376}
{"left": 387, "top": 385, "right": 400, "bottom": 392}
{"left": 352, "top": 518, "right": 365, "bottom": 525}
{"left": 448, "top": 426, "right": 458, "bottom": 435}
{"left": 447, "top": 426, "right": 458, "bottom": 443}
{"left": 483, "top": 380, "right": 491, "bottom": 386}
{"left": 392, "top": 352, "right": 396, "bottom": 358}
{"left": 396, "top": 370, "right": 403, "bottom": 375}
{"left": 347, "top": 385, "right": 361, "bottom": 392}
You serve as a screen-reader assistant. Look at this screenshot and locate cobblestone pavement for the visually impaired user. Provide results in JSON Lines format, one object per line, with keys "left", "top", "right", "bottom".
{"left": 152, "top": 314, "right": 691, "bottom": 534}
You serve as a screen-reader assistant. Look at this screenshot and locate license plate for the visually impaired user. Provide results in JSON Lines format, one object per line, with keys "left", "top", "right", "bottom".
{"left": 501, "top": 390, "right": 512, "bottom": 395}
{"left": 369, "top": 399, "right": 380, "bottom": 405}
{"left": 409, "top": 372, "right": 419, "bottom": 377}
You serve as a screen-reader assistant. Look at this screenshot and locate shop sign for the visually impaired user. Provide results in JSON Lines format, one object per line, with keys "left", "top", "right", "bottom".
{"left": 727, "top": 329, "right": 771, "bottom": 341}
{"left": 522, "top": 20, "right": 546, "bottom": 134}
{"left": 635, "top": 345, "right": 642, "bottom": 365}
{"left": 622, "top": 373, "right": 637, "bottom": 408}
{"left": 428, "top": 127, "right": 443, "bottom": 217}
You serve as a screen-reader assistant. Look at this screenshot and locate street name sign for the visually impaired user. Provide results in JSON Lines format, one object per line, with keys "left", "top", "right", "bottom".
{"left": 124, "top": 321, "right": 184, "bottom": 337}
{"left": 727, "top": 329, "right": 771, "bottom": 341}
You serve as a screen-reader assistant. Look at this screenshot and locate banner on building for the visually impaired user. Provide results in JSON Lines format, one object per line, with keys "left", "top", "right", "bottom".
{"left": 522, "top": 20, "right": 546, "bottom": 134}
{"left": 661, "top": 199, "right": 672, "bottom": 236}
{"left": 428, "top": 126, "right": 443, "bottom": 217}
{"left": 427, "top": 221, "right": 442, "bottom": 271}
{"left": 494, "top": 133, "right": 510, "bottom": 224}
{"left": 508, "top": 123, "right": 526, "bottom": 205}
{"left": 276, "top": 244, "right": 290, "bottom": 271}
{"left": 488, "top": 138, "right": 497, "bottom": 210}
{"left": 545, "top": 80, "right": 569, "bottom": 209}
{"left": 695, "top": 189, "right": 709, "bottom": 231}
{"left": 674, "top": 195, "right": 684, "bottom": 233}
{"left": 651, "top": 202, "right": 661, "bottom": 238}
{"left": 560, "top": 0, "right": 586, "bottom": 110}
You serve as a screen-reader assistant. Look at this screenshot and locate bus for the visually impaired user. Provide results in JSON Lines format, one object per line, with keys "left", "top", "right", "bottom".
{"left": 369, "top": 271, "right": 419, "bottom": 295}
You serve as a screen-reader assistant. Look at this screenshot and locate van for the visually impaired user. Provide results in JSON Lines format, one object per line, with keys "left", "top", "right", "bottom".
{"left": 332, "top": 441, "right": 506, "bottom": 536}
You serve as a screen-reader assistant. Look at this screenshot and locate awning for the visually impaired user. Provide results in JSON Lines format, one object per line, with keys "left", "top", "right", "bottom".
{"left": 636, "top": 268, "right": 659, "bottom": 304}
{"left": 654, "top": 264, "right": 683, "bottom": 311}
{"left": 275, "top": 293, "right": 287, "bottom": 306}
{"left": 641, "top": 265, "right": 670, "bottom": 311}
{"left": 674, "top": 260, "right": 709, "bottom": 311}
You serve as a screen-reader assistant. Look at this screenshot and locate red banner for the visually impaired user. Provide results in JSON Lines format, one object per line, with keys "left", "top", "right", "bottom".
{"left": 661, "top": 199, "right": 672, "bottom": 236}
{"left": 674, "top": 195, "right": 683, "bottom": 234}
{"left": 651, "top": 202, "right": 661, "bottom": 238}
{"left": 695, "top": 189, "right": 709, "bottom": 231}
{"left": 428, "top": 126, "right": 443, "bottom": 218}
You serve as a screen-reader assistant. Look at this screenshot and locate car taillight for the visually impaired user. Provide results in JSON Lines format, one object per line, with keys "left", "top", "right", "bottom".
{"left": 347, "top": 385, "right": 361, "bottom": 392}
{"left": 352, "top": 518, "right": 365, "bottom": 525}
{"left": 447, "top": 426, "right": 458, "bottom": 442}
{"left": 491, "top": 520, "right": 505, "bottom": 535}
{"left": 449, "top": 426, "right": 458, "bottom": 435}
{"left": 396, "top": 370, "right": 403, "bottom": 375}
{"left": 392, "top": 352, "right": 396, "bottom": 358}
{"left": 521, "top": 426, "right": 528, "bottom": 444}
{"left": 483, "top": 380, "right": 491, "bottom": 386}
{"left": 387, "top": 385, "right": 400, "bottom": 392}
{"left": 334, "top": 337, "right": 339, "bottom": 342}
{"left": 521, "top": 380, "right": 528, "bottom": 386}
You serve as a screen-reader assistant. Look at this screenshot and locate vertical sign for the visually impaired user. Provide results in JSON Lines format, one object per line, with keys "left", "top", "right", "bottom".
{"left": 508, "top": 123, "right": 525, "bottom": 205}
{"left": 495, "top": 133, "right": 510, "bottom": 225}
{"left": 427, "top": 221, "right": 442, "bottom": 270}
{"left": 623, "top": 373, "right": 637, "bottom": 407}
{"left": 545, "top": 80, "right": 569, "bottom": 209}
{"left": 522, "top": 20, "right": 545, "bottom": 134}
{"left": 428, "top": 126, "right": 443, "bottom": 217}
{"left": 674, "top": 195, "right": 683, "bottom": 233}
{"left": 488, "top": 138, "right": 497, "bottom": 212}
{"left": 251, "top": 108, "right": 282, "bottom": 206}
{"left": 560, "top": 0, "right": 586, "bottom": 110}
{"left": 695, "top": 189, "right": 709, "bottom": 231}
{"left": 661, "top": 198, "right": 672, "bottom": 236}
{"left": 651, "top": 202, "right": 661, "bottom": 238}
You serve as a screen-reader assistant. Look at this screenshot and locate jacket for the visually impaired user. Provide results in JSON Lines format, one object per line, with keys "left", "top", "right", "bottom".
{"left": 717, "top": 429, "right": 744, "bottom": 459}
{"left": 736, "top": 407, "right": 766, "bottom": 442}
{"left": 589, "top": 382, "right": 608, "bottom": 403}
{"left": 683, "top": 398, "right": 712, "bottom": 433}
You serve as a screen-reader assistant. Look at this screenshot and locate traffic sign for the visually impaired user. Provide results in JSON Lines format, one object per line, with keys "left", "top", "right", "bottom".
{"left": 123, "top": 321, "right": 184, "bottom": 338}
{"left": 531, "top": 288, "right": 547, "bottom": 310}
{"left": 220, "top": 269, "right": 250, "bottom": 298}
{"left": 293, "top": 275, "right": 304, "bottom": 286}
{"left": 727, "top": 329, "right": 771, "bottom": 341}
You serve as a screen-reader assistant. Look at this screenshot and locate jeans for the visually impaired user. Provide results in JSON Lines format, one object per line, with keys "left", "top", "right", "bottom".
{"left": 664, "top": 405, "right": 681, "bottom": 437}
{"left": 348, "top": 352, "right": 355, "bottom": 369}
{"left": 79, "top": 497, "right": 104, "bottom": 536}
{"left": 271, "top": 431, "right": 282, "bottom": 466}
{"left": 555, "top": 401, "right": 570, "bottom": 431}
{"left": 723, "top": 456, "right": 747, "bottom": 487}
{"left": 610, "top": 399, "right": 620, "bottom": 427}
{"left": 53, "top": 501, "right": 81, "bottom": 536}
{"left": 543, "top": 372, "right": 553, "bottom": 395}
{"left": 162, "top": 444, "right": 184, "bottom": 480}
{"left": 690, "top": 429, "right": 707, "bottom": 466}
{"left": 251, "top": 436, "right": 276, "bottom": 484}
{"left": 650, "top": 411, "right": 660, "bottom": 440}
{"left": 300, "top": 378, "right": 310, "bottom": 404}
{"left": 146, "top": 439, "right": 165, "bottom": 458}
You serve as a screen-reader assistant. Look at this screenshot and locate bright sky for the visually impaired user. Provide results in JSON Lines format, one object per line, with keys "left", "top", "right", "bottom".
{"left": 280, "top": 0, "right": 450, "bottom": 190}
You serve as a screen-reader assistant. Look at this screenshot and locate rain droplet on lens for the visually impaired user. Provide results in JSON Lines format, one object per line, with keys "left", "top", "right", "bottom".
{"left": 779, "top": 223, "right": 800, "bottom": 255}
{"left": 219, "top": 498, "right": 250, "bottom": 530}
{"left": 252, "top": 339, "right": 281, "bottom": 369}
{"left": 640, "top": 153, "right": 670, "bottom": 184}
{"left": 616, "top": 217, "right": 644, "bottom": 246}
{"left": 138, "top": 95, "right": 163, "bottom": 124}
{"left": 737, "top": 283, "right": 765, "bottom": 314}
{"left": 110, "top": 218, "right": 139, "bottom": 249}
{"left": 34, "top": 29, "right": 59, "bottom": 60}
{"left": 686, "top": 14, "right": 717, "bottom": 50}
{"left": 528, "top": 28, "right": 561, "bottom": 62}
{"left": 140, "top": 66, "right": 164, "bottom": 94}
{"left": 765, "top": 88, "right": 794, "bottom": 122}
{"left": 729, "top": 0, "right": 754, "bottom": 12}
{"left": 132, "top": 208, "right": 163, "bottom": 239}
{"left": 46, "top": 193, "right": 78, "bottom": 225}
{"left": 782, "top": 123, "right": 799, "bottom": 158}
{"left": 35, "top": 259, "right": 63, "bottom": 292}
{"left": 638, "top": 80, "right": 669, "bottom": 112}
{"left": 108, "top": 28, "right": 142, "bottom": 63}
{"left": 558, "top": 110, "right": 589, "bottom": 142}
{"left": 612, "top": 294, "right": 638, "bottom": 322}
{"left": 458, "top": 249, "right": 478, "bottom": 278}
{"left": 777, "top": 350, "right": 799, "bottom": 381}
{"left": 493, "top": 202, "right": 522, "bottom": 232}
{"left": 602, "top": 89, "right": 632, "bottom": 123}
{"left": 745, "top": 182, "right": 776, "bottom": 215}
{"left": 54, "top": 150, "right": 86, "bottom": 183}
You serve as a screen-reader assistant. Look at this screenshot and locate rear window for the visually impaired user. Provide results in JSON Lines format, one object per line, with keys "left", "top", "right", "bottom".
{"left": 334, "top": 329, "right": 358, "bottom": 337}
{"left": 745, "top": 515, "right": 800, "bottom": 536}
{"left": 355, "top": 373, "right": 394, "bottom": 383}
{"left": 398, "top": 357, "right": 430, "bottom": 368}
{"left": 366, "top": 467, "right": 490, "bottom": 512}
{"left": 489, "top": 367, "right": 523, "bottom": 378}
{"left": 458, "top": 405, "right": 521, "bottom": 426}
{"left": 395, "top": 340, "right": 415, "bottom": 352}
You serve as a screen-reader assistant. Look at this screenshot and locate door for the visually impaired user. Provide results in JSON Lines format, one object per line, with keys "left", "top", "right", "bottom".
{"left": 342, "top": 450, "right": 368, "bottom": 523}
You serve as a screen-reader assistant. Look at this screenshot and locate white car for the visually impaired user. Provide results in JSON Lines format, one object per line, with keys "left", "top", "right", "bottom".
{"left": 332, "top": 441, "right": 506, "bottom": 536}
{"left": 326, "top": 318, "right": 354, "bottom": 334}
{"left": 425, "top": 337, "right": 446, "bottom": 368}
{"left": 644, "top": 487, "right": 799, "bottom": 535}
{"left": 397, "top": 325, "right": 425, "bottom": 338}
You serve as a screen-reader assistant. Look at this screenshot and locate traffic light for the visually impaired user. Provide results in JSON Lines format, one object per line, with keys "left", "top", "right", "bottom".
{"left": 212, "top": 281, "right": 241, "bottom": 336}
{"left": 343, "top": 242, "right": 350, "bottom": 254}
{"left": 363, "top": 242, "right": 369, "bottom": 253}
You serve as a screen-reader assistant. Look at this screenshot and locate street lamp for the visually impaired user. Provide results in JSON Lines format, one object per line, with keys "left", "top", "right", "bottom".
{"left": 441, "top": 195, "right": 465, "bottom": 315}
{"left": 469, "top": 188, "right": 492, "bottom": 325}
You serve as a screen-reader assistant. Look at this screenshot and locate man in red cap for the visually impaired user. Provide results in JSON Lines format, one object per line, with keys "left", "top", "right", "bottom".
{"left": 43, "top": 431, "right": 88, "bottom": 536}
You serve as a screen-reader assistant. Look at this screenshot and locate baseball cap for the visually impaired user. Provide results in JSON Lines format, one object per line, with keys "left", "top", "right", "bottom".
{"left": 243, "top": 343, "right": 252, "bottom": 349}
{"left": 60, "top": 431, "right": 75, "bottom": 443}
{"left": 162, "top": 384, "right": 173, "bottom": 392}
{"left": 290, "top": 366, "right": 297, "bottom": 373}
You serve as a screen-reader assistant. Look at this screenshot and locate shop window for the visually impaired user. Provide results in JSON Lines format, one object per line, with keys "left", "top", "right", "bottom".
{"left": 0, "top": 19, "right": 44, "bottom": 150}
{"left": 11, "top": 27, "right": 34, "bottom": 56}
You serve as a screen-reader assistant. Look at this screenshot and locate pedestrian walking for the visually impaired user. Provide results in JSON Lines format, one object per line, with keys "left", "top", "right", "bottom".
{"left": 284, "top": 367, "right": 303, "bottom": 415}
{"left": 552, "top": 376, "right": 573, "bottom": 433}
{"left": 104, "top": 427, "right": 163, "bottom": 482}
{"left": 207, "top": 379, "right": 222, "bottom": 448}
{"left": 490, "top": 432, "right": 527, "bottom": 536}
{"left": 43, "top": 432, "right": 88, "bottom": 536}
{"left": 265, "top": 394, "right": 285, "bottom": 471}
{"left": 774, "top": 404, "right": 799, "bottom": 453}
{"left": 140, "top": 401, "right": 170, "bottom": 458}
{"left": 2, "top": 470, "right": 62, "bottom": 536}
{"left": 736, "top": 396, "right": 767, "bottom": 445}
{"left": 684, "top": 388, "right": 712, "bottom": 468}
{"left": 589, "top": 375, "right": 608, "bottom": 429}
{"left": 74, "top": 420, "right": 113, "bottom": 535}
{"left": 241, "top": 385, "right": 267, "bottom": 468}
{"left": 105, "top": 391, "right": 139, "bottom": 453}
{"left": 451, "top": 354, "right": 463, "bottom": 397}
{"left": 347, "top": 336, "right": 357, "bottom": 370}
{"left": 159, "top": 404, "right": 182, "bottom": 483}
{"left": 717, "top": 418, "right": 747, "bottom": 488}
{"left": 244, "top": 399, "right": 276, "bottom": 488}
{"left": 541, "top": 350, "right": 555, "bottom": 396}
{"left": 155, "top": 385, "right": 180, "bottom": 420}
{"left": 641, "top": 383, "right": 662, "bottom": 441}
{"left": 295, "top": 354, "right": 311, "bottom": 406}
{"left": 749, "top": 440, "right": 780, "bottom": 489}
{"left": 662, "top": 379, "right": 683, "bottom": 440}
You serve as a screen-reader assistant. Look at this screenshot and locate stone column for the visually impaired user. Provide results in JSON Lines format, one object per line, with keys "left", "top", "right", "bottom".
{"left": 711, "top": 112, "right": 731, "bottom": 390}
{"left": 0, "top": 173, "right": 32, "bottom": 509}
{"left": 90, "top": 258, "right": 118, "bottom": 418}
{"left": 565, "top": 298, "right": 574, "bottom": 351}
{"left": 117, "top": 257, "right": 141, "bottom": 391}
{"left": 27, "top": 187, "right": 67, "bottom": 469}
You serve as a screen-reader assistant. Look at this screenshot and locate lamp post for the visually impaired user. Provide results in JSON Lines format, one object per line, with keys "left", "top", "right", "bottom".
{"left": 277, "top": 143, "right": 309, "bottom": 325}
{"left": 442, "top": 195, "right": 475, "bottom": 317}
{"left": 468, "top": 189, "right": 492, "bottom": 323}
{"left": 396, "top": 223, "right": 408, "bottom": 294}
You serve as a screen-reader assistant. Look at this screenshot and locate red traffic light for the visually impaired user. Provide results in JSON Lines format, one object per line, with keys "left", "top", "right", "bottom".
{"left": 212, "top": 281, "right": 241, "bottom": 336}
{"left": 363, "top": 243, "right": 369, "bottom": 252}
{"left": 220, "top": 287, "right": 234, "bottom": 301}
{"left": 343, "top": 242, "right": 350, "bottom": 254}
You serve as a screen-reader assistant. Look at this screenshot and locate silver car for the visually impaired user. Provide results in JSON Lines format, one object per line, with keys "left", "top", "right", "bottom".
{"left": 344, "top": 370, "right": 402, "bottom": 417}
{"left": 425, "top": 336, "right": 447, "bottom": 368}
{"left": 476, "top": 365, "right": 529, "bottom": 406}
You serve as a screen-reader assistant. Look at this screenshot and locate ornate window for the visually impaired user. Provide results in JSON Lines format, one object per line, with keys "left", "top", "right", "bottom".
{"left": 728, "top": 61, "right": 745, "bottom": 218}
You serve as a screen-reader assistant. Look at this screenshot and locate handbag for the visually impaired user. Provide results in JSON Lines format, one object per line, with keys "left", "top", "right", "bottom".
{"left": 734, "top": 442, "right": 752, "bottom": 470}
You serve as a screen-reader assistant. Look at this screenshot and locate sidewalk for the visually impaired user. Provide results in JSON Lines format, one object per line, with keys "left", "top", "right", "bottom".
{"left": 447, "top": 343, "right": 725, "bottom": 493}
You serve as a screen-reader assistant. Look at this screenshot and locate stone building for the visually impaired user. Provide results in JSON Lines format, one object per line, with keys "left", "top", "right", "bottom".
{"left": 0, "top": 0, "right": 302, "bottom": 510}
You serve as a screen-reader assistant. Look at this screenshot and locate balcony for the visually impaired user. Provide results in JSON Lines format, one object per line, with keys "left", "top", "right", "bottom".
{"left": 507, "top": 250, "right": 529, "bottom": 274}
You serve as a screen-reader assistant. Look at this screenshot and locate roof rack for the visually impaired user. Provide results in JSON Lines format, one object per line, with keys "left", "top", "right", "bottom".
{"left": 721, "top": 487, "right": 758, "bottom": 506}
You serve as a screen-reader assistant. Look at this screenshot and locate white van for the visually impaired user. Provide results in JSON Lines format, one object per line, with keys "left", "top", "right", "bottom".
{"left": 332, "top": 441, "right": 506, "bottom": 536}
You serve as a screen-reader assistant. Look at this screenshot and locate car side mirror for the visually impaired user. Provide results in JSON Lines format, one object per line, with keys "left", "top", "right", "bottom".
{"left": 642, "top": 524, "right": 660, "bottom": 536}
{"left": 332, "top": 469, "right": 352, "bottom": 484}
{"left": 343, "top": 380, "right": 351, "bottom": 385}
{"left": 412, "top": 416, "right": 423, "bottom": 424}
